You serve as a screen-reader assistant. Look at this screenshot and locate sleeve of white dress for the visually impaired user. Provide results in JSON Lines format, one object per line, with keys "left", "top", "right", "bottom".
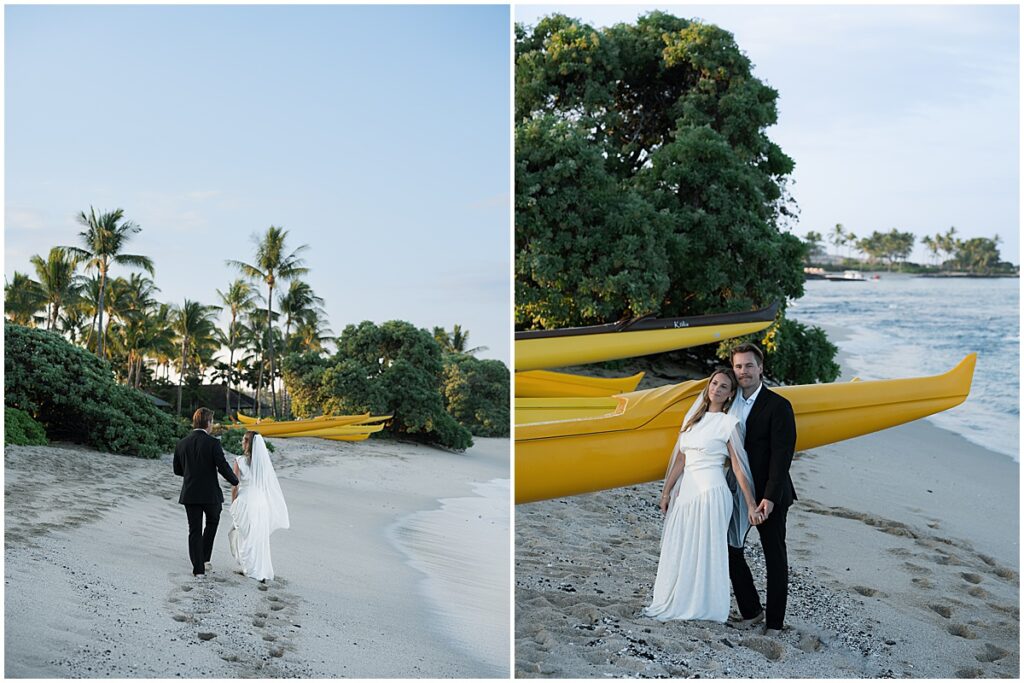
{"left": 726, "top": 419, "right": 754, "bottom": 549}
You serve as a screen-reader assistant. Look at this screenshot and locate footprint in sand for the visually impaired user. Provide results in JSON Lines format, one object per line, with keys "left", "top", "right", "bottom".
{"left": 966, "top": 586, "right": 988, "bottom": 598}
{"left": 956, "top": 667, "right": 984, "bottom": 678}
{"left": 253, "top": 617, "right": 266, "bottom": 627}
{"left": 181, "top": 584, "right": 194, "bottom": 592}
{"left": 198, "top": 632, "right": 217, "bottom": 641}
{"left": 796, "top": 634, "right": 822, "bottom": 653}
{"left": 960, "top": 572, "right": 983, "bottom": 585}
{"left": 903, "top": 562, "right": 931, "bottom": 575}
{"left": 975, "top": 643, "right": 1009, "bottom": 663}
{"left": 740, "top": 637, "right": 784, "bottom": 662}
{"left": 928, "top": 604, "right": 952, "bottom": 618}
{"left": 258, "top": 584, "right": 269, "bottom": 592}
{"left": 852, "top": 586, "right": 879, "bottom": 597}
{"left": 991, "top": 566, "right": 1017, "bottom": 581}
{"left": 911, "top": 577, "right": 934, "bottom": 589}
{"left": 172, "top": 614, "right": 194, "bottom": 623}
{"left": 947, "top": 624, "right": 977, "bottom": 639}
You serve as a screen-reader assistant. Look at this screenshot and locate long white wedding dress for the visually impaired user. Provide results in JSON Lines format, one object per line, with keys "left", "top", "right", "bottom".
{"left": 229, "top": 434, "right": 289, "bottom": 582}
{"left": 644, "top": 410, "right": 748, "bottom": 623}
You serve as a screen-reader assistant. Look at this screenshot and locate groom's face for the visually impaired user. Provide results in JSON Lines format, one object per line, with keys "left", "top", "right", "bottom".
{"left": 732, "top": 352, "right": 762, "bottom": 391}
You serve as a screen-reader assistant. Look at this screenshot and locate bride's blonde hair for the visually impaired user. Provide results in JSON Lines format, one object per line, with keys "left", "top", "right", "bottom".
{"left": 242, "top": 430, "right": 258, "bottom": 461}
{"left": 681, "top": 367, "right": 738, "bottom": 433}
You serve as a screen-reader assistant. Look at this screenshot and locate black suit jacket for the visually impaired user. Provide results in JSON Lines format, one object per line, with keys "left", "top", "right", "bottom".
{"left": 740, "top": 386, "right": 798, "bottom": 509}
{"left": 173, "top": 429, "right": 239, "bottom": 505}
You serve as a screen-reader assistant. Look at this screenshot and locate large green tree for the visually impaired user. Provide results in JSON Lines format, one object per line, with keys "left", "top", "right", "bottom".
{"left": 515, "top": 13, "right": 807, "bottom": 331}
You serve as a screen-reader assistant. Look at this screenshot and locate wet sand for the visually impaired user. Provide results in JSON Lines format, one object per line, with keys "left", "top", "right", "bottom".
{"left": 5, "top": 435, "right": 510, "bottom": 678}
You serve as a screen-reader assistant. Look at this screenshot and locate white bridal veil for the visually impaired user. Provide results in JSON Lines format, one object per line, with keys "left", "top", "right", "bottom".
{"left": 663, "top": 385, "right": 754, "bottom": 549}
{"left": 247, "top": 434, "right": 290, "bottom": 534}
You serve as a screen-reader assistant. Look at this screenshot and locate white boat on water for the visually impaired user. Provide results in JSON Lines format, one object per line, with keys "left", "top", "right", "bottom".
{"left": 826, "top": 270, "right": 868, "bottom": 282}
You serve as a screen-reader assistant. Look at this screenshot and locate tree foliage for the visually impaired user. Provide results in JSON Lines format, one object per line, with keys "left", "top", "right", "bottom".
{"left": 442, "top": 354, "right": 510, "bottom": 437}
{"left": 855, "top": 229, "right": 916, "bottom": 269}
{"left": 515, "top": 12, "right": 806, "bottom": 322}
{"left": 5, "top": 406, "right": 48, "bottom": 446}
{"left": 5, "top": 323, "right": 180, "bottom": 457}
{"left": 282, "top": 321, "right": 474, "bottom": 450}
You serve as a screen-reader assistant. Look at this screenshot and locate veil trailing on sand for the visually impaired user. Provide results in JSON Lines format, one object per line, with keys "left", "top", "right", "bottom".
{"left": 663, "top": 386, "right": 754, "bottom": 549}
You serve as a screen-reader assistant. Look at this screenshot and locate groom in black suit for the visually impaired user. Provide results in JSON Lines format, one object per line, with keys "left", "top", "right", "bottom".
{"left": 173, "top": 407, "right": 239, "bottom": 577}
{"left": 727, "top": 343, "right": 797, "bottom": 634}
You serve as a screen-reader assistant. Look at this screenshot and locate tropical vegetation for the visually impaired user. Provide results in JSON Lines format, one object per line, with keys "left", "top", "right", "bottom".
{"left": 515, "top": 12, "right": 832, "bottom": 383}
{"left": 806, "top": 225, "right": 1016, "bottom": 275}
{"left": 6, "top": 207, "right": 507, "bottom": 455}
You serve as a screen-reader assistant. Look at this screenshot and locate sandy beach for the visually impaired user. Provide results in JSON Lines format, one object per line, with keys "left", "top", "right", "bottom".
{"left": 5, "top": 434, "right": 509, "bottom": 678}
{"left": 514, "top": 361, "right": 1019, "bottom": 678}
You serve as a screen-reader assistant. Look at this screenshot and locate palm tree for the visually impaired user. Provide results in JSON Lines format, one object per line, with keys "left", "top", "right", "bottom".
{"left": 64, "top": 207, "right": 154, "bottom": 359}
{"left": 828, "top": 223, "right": 846, "bottom": 259}
{"left": 112, "top": 274, "right": 160, "bottom": 386}
{"left": 217, "top": 279, "right": 259, "bottom": 415}
{"left": 29, "top": 247, "right": 81, "bottom": 330}
{"left": 278, "top": 280, "right": 326, "bottom": 350}
{"left": 57, "top": 304, "right": 91, "bottom": 344}
{"left": 434, "top": 324, "right": 488, "bottom": 355}
{"left": 172, "top": 299, "right": 222, "bottom": 416}
{"left": 921, "top": 235, "right": 939, "bottom": 267}
{"left": 293, "top": 314, "right": 334, "bottom": 354}
{"left": 4, "top": 272, "right": 45, "bottom": 326}
{"left": 227, "top": 226, "right": 309, "bottom": 419}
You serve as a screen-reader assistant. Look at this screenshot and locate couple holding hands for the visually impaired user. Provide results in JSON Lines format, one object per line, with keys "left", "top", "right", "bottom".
{"left": 645, "top": 343, "right": 797, "bottom": 635}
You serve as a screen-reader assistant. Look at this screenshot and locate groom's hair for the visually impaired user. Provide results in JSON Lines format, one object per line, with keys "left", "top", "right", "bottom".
{"left": 192, "top": 407, "right": 214, "bottom": 429}
{"left": 729, "top": 342, "right": 764, "bottom": 366}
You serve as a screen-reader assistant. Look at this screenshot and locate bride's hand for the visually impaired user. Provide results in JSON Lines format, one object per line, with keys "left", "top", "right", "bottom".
{"left": 748, "top": 509, "right": 762, "bottom": 525}
{"left": 659, "top": 496, "right": 668, "bottom": 515}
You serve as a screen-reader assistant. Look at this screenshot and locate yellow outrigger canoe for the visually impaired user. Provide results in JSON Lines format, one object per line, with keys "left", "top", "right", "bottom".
{"left": 515, "top": 370, "right": 646, "bottom": 398}
{"left": 515, "top": 354, "right": 976, "bottom": 504}
{"left": 515, "top": 303, "right": 778, "bottom": 371}
{"left": 268, "top": 423, "right": 386, "bottom": 438}
{"left": 240, "top": 414, "right": 371, "bottom": 436}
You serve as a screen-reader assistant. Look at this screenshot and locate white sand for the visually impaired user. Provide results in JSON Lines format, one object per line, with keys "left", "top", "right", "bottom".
{"left": 514, "top": 362, "right": 1019, "bottom": 677}
{"left": 5, "top": 435, "right": 510, "bottom": 678}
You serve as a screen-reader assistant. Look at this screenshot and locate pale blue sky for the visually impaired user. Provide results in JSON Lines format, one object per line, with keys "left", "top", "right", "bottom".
{"left": 516, "top": 4, "right": 1020, "bottom": 265}
{"left": 5, "top": 4, "right": 511, "bottom": 363}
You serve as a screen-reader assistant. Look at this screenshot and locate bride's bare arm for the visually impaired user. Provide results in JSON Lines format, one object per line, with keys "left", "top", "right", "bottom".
{"left": 659, "top": 448, "right": 686, "bottom": 513}
{"left": 231, "top": 461, "right": 240, "bottom": 502}
{"left": 727, "top": 440, "right": 757, "bottom": 511}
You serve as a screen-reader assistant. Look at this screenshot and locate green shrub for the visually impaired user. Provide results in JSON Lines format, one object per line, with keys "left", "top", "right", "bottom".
{"left": 5, "top": 406, "right": 47, "bottom": 446}
{"left": 716, "top": 317, "right": 840, "bottom": 385}
{"left": 442, "top": 354, "right": 510, "bottom": 437}
{"left": 5, "top": 323, "right": 180, "bottom": 458}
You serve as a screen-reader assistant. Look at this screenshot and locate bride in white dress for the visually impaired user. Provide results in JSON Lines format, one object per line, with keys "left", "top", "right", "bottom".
{"left": 229, "top": 432, "right": 290, "bottom": 582}
{"left": 644, "top": 367, "right": 760, "bottom": 622}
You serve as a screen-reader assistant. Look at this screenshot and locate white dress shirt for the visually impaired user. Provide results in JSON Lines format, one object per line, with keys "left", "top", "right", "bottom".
{"left": 731, "top": 381, "right": 763, "bottom": 426}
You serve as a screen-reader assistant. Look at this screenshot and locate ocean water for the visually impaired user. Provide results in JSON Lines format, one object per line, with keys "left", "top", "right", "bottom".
{"left": 788, "top": 274, "right": 1019, "bottom": 461}
{"left": 389, "top": 478, "right": 510, "bottom": 677}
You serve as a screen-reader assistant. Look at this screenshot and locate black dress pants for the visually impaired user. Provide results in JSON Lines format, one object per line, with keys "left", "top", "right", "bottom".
{"left": 729, "top": 504, "right": 789, "bottom": 629}
{"left": 184, "top": 503, "right": 222, "bottom": 575}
